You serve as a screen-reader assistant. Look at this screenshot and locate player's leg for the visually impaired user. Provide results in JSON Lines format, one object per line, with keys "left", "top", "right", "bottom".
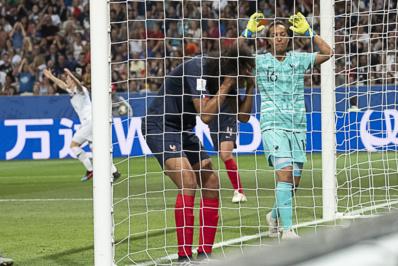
{"left": 71, "top": 121, "right": 93, "bottom": 181}
{"left": 219, "top": 141, "right": 246, "bottom": 202}
{"left": 85, "top": 142, "right": 121, "bottom": 182}
{"left": 185, "top": 134, "right": 219, "bottom": 260}
{"left": 164, "top": 157, "right": 197, "bottom": 261}
{"left": 71, "top": 140, "right": 93, "bottom": 181}
{"left": 144, "top": 129, "right": 196, "bottom": 261}
{"left": 193, "top": 158, "right": 219, "bottom": 260}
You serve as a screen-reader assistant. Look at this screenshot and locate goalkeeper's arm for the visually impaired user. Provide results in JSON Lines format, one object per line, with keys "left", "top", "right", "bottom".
{"left": 289, "top": 12, "right": 333, "bottom": 66}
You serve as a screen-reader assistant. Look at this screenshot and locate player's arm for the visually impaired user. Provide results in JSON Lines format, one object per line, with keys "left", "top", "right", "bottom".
{"left": 237, "top": 73, "right": 255, "bottom": 123}
{"left": 226, "top": 70, "right": 255, "bottom": 123}
{"left": 289, "top": 12, "right": 333, "bottom": 67}
{"left": 193, "top": 77, "right": 235, "bottom": 124}
{"left": 64, "top": 68, "right": 83, "bottom": 92}
{"left": 43, "top": 69, "right": 67, "bottom": 90}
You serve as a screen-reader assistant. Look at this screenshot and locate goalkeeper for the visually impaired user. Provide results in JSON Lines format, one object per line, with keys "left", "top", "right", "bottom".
{"left": 242, "top": 13, "right": 333, "bottom": 239}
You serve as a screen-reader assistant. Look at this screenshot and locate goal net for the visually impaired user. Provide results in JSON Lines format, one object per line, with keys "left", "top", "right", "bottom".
{"left": 94, "top": 0, "right": 398, "bottom": 264}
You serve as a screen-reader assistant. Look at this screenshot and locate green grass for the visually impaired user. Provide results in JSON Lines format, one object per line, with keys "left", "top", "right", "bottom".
{"left": 1, "top": 152, "right": 398, "bottom": 265}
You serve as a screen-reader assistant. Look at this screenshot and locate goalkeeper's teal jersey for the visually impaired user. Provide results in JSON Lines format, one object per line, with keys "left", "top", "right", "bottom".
{"left": 256, "top": 52, "right": 317, "bottom": 132}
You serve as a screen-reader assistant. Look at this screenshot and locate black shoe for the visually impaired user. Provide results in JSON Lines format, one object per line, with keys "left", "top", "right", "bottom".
{"left": 196, "top": 252, "right": 212, "bottom": 261}
{"left": 113, "top": 171, "right": 121, "bottom": 182}
{"left": 81, "top": 171, "right": 93, "bottom": 182}
{"left": 177, "top": 255, "right": 194, "bottom": 263}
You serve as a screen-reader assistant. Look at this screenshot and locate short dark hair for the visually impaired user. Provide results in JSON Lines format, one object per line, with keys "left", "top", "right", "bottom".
{"left": 205, "top": 42, "right": 255, "bottom": 95}
{"left": 265, "top": 20, "right": 292, "bottom": 50}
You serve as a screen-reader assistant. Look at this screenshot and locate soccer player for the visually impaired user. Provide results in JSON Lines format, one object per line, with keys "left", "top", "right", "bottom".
{"left": 142, "top": 43, "right": 255, "bottom": 262}
{"left": 43, "top": 68, "right": 121, "bottom": 182}
{"left": 209, "top": 101, "right": 247, "bottom": 203}
{"left": 242, "top": 13, "right": 333, "bottom": 239}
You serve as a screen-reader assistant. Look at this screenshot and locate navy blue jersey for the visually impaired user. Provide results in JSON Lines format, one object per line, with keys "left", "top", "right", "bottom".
{"left": 208, "top": 100, "right": 237, "bottom": 132}
{"left": 145, "top": 56, "right": 209, "bottom": 131}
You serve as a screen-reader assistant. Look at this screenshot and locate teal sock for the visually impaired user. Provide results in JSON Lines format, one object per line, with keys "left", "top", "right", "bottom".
{"left": 271, "top": 202, "right": 278, "bottom": 219}
{"left": 276, "top": 182, "right": 293, "bottom": 231}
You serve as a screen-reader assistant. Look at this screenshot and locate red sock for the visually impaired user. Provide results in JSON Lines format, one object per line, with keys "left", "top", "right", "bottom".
{"left": 175, "top": 194, "right": 195, "bottom": 256}
{"left": 225, "top": 158, "right": 243, "bottom": 194}
{"left": 198, "top": 198, "right": 219, "bottom": 253}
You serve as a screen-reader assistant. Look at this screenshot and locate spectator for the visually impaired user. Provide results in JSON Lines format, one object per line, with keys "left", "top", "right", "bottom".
{"left": 207, "top": 20, "right": 220, "bottom": 39}
{"left": 65, "top": 51, "right": 77, "bottom": 70}
{"left": 74, "top": 52, "right": 86, "bottom": 76}
{"left": 10, "top": 21, "right": 26, "bottom": 51}
{"left": 63, "top": 21, "right": 76, "bottom": 47}
{"left": 0, "top": 53, "right": 13, "bottom": 75}
{"left": 54, "top": 53, "right": 66, "bottom": 76}
{"left": 130, "top": 52, "right": 145, "bottom": 78}
{"left": 30, "top": 44, "right": 45, "bottom": 65}
{"left": 73, "top": 32, "right": 86, "bottom": 60}
{"left": 167, "top": 21, "right": 182, "bottom": 47}
{"left": 33, "top": 83, "right": 40, "bottom": 95}
{"left": 149, "top": 82, "right": 158, "bottom": 92}
{"left": 77, "top": 3, "right": 89, "bottom": 29}
{"left": 187, "top": 20, "right": 201, "bottom": 39}
{"left": 0, "top": 74, "right": 16, "bottom": 95}
{"left": 148, "top": 22, "right": 164, "bottom": 43}
{"left": 129, "top": 79, "right": 141, "bottom": 93}
{"left": 263, "top": 2, "right": 272, "bottom": 18}
{"left": 37, "top": 15, "right": 59, "bottom": 43}
{"left": 39, "top": 76, "right": 54, "bottom": 94}
{"left": 15, "top": 58, "right": 35, "bottom": 93}
{"left": 21, "top": 36, "right": 32, "bottom": 55}
{"left": 47, "top": 5, "right": 61, "bottom": 27}
{"left": 130, "top": 29, "right": 144, "bottom": 55}
{"left": 29, "top": 4, "right": 40, "bottom": 23}
{"left": 8, "top": 48, "right": 21, "bottom": 67}
{"left": 70, "top": 0, "right": 82, "bottom": 18}
{"left": 45, "top": 43, "right": 58, "bottom": 64}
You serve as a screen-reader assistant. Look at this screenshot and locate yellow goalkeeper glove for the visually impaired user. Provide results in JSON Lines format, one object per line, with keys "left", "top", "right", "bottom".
{"left": 241, "top": 13, "right": 265, "bottom": 38}
{"left": 289, "top": 12, "right": 315, "bottom": 38}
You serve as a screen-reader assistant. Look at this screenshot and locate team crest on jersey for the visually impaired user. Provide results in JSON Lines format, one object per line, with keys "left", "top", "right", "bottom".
{"left": 169, "top": 145, "right": 177, "bottom": 152}
{"left": 196, "top": 79, "right": 207, "bottom": 91}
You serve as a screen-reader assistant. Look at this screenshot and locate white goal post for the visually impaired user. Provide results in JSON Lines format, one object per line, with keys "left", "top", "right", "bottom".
{"left": 320, "top": 0, "right": 337, "bottom": 220}
{"left": 90, "top": 0, "right": 113, "bottom": 265}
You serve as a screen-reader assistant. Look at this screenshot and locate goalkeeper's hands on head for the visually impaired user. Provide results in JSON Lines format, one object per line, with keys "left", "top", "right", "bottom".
{"left": 289, "top": 12, "right": 315, "bottom": 38}
{"left": 241, "top": 13, "right": 265, "bottom": 38}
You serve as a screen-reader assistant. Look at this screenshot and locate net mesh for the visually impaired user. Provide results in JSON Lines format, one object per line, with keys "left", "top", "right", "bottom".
{"left": 333, "top": 0, "right": 398, "bottom": 217}
{"left": 106, "top": 0, "right": 398, "bottom": 264}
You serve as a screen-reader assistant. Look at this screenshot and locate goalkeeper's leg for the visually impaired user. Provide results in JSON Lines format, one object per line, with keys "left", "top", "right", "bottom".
{"left": 275, "top": 164, "right": 301, "bottom": 240}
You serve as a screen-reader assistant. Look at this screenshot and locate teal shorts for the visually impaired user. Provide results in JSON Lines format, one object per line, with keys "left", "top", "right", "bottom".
{"left": 261, "top": 130, "right": 307, "bottom": 168}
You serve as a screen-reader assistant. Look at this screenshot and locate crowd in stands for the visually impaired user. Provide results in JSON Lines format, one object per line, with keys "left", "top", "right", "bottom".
{"left": 0, "top": 0, "right": 396, "bottom": 96}
{"left": 0, "top": 0, "right": 90, "bottom": 96}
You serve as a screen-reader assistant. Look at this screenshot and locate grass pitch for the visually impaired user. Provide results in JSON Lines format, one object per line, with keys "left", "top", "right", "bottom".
{"left": 1, "top": 152, "right": 397, "bottom": 265}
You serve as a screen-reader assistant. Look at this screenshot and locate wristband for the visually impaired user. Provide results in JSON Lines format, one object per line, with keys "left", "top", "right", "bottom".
{"left": 305, "top": 28, "right": 316, "bottom": 38}
{"left": 241, "top": 28, "right": 253, "bottom": 38}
